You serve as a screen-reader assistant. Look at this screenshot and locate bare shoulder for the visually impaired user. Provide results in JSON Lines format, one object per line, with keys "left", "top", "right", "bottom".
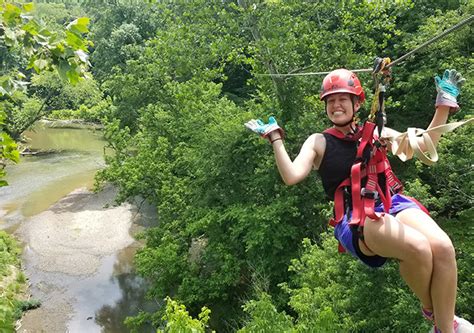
{"left": 305, "top": 133, "right": 326, "bottom": 170}
{"left": 307, "top": 132, "right": 326, "bottom": 150}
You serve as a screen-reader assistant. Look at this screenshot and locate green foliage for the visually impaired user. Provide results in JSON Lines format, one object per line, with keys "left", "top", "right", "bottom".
{"left": 87, "top": 2, "right": 163, "bottom": 83}
{"left": 239, "top": 224, "right": 473, "bottom": 331}
{"left": 90, "top": 0, "right": 473, "bottom": 331}
{"left": 33, "top": 2, "right": 85, "bottom": 29}
{"left": 281, "top": 235, "right": 427, "bottom": 332}
{"left": 0, "top": 1, "right": 92, "bottom": 186}
{"left": 0, "top": 2, "right": 91, "bottom": 88}
{"left": 11, "top": 298, "right": 41, "bottom": 321}
{"left": 238, "top": 235, "right": 427, "bottom": 332}
{"left": 156, "top": 297, "right": 213, "bottom": 333}
{"left": 441, "top": 209, "right": 474, "bottom": 322}
{"left": 0, "top": 110, "right": 19, "bottom": 186}
{"left": 418, "top": 121, "right": 473, "bottom": 217}
{"left": 27, "top": 70, "right": 107, "bottom": 123}
{"left": 31, "top": 70, "right": 102, "bottom": 111}
{"left": 385, "top": 3, "right": 473, "bottom": 132}
{"left": 49, "top": 98, "right": 112, "bottom": 123}
{"left": 2, "top": 92, "right": 43, "bottom": 140}
{"left": 403, "top": 178, "right": 442, "bottom": 217}
{"left": 0, "top": 231, "right": 21, "bottom": 275}
{"left": 0, "top": 231, "right": 27, "bottom": 332}
{"left": 239, "top": 292, "right": 295, "bottom": 333}
{"left": 0, "top": 303, "right": 15, "bottom": 333}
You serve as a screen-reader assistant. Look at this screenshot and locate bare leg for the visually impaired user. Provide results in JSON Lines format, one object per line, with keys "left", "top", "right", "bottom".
{"left": 395, "top": 209, "right": 457, "bottom": 333}
{"left": 361, "top": 214, "right": 434, "bottom": 310}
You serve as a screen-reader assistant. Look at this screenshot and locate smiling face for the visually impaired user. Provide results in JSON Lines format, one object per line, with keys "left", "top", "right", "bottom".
{"left": 325, "top": 93, "right": 360, "bottom": 127}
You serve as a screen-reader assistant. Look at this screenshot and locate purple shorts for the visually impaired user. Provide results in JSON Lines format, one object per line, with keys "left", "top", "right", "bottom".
{"left": 334, "top": 194, "right": 424, "bottom": 268}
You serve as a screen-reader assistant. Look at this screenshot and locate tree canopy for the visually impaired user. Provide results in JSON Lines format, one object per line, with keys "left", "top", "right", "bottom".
{"left": 2, "top": 0, "right": 472, "bottom": 331}
{"left": 0, "top": 1, "right": 91, "bottom": 187}
{"left": 87, "top": 1, "right": 472, "bottom": 331}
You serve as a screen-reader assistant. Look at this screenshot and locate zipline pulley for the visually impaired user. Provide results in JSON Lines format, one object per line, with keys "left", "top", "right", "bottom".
{"left": 369, "top": 57, "right": 391, "bottom": 137}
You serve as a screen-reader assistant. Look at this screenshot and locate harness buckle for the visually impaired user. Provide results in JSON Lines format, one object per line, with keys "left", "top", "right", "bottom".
{"left": 390, "top": 183, "right": 402, "bottom": 195}
{"left": 361, "top": 188, "right": 379, "bottom": 200}
{"left": 343, "top": 186, "right": 352, "bottom": 215}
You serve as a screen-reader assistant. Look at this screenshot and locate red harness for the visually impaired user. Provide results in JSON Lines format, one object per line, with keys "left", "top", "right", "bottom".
{"left": 324, "top": 122, "right": 404, "bottom": 252}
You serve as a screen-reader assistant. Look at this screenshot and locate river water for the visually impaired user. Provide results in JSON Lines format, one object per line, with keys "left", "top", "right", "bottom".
{"left": 0, "top": 123, "right": 156, "bottom": 332}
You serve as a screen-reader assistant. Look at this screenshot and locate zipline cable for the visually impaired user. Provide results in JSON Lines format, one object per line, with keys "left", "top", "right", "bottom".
{"left": 388, "top": 14, "right": 474, "bottom": 68}
{"left": 256, "top": 15, "right": 474, "bottom": 77}
{"left": 256, "top": 68, "right": 372, "bottom": 77}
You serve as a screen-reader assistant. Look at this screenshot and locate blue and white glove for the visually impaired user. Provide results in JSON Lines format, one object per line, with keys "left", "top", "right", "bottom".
{"left": 244, "top": 116, "right": 285, "bottom": 141}
{"left": 435, "top": 69, "right": 465, "bottom": 113}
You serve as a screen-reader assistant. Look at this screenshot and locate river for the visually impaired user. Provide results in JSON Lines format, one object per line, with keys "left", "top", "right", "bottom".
{"left": 0, "top": 123, "right": 156, "bottom": 332}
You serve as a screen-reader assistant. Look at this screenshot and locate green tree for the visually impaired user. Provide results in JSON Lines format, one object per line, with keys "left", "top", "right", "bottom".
{"left": 0, "top": 1, "right": 91, "bottom": 185}
{"left": 87, "top": 2, "right": 163, "bottom": 83}
{"left": 30, "top": 70, "right": 102, "bottom": 113}
{"left": 91, "top": 0, "right": 473, "bottom": 330}
{"left": 157, "top": 297, "right": 213, "bottom": 333}
{"left": 238, "top": 235, "right": 429, "bottom": 332}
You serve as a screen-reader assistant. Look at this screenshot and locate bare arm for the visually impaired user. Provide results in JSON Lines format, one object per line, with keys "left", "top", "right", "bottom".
{"left": 383, "top": 69, "right": 465, "bottom": 157}
{"left": 424, "top": 106, "right": 450, "bottom": 147}
{"left": 268, "top": 132, "right": 322, "bottom": 185}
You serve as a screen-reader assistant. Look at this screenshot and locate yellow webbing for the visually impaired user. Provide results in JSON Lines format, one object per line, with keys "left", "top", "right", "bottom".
{"left": 387, "top": 118, "right": 473, "bottom": 165}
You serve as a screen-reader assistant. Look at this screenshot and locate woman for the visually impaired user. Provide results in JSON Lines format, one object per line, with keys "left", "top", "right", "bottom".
{"left": 245, "top": 68, "right": 472, "bottom": 333}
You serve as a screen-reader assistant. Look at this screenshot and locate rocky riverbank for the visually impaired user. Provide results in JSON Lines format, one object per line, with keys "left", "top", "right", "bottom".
{"left": 16, "top": 187, "right": 136, "bottom": 332}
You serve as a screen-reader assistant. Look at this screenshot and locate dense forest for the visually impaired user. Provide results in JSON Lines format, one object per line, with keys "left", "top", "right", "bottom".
{"left": 1, "top": 1, "right": 473, "bottom": 332}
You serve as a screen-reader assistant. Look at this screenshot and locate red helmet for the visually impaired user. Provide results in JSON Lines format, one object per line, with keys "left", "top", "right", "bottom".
{"left": 320, "top": 68, "right": 365, "bottom": 103}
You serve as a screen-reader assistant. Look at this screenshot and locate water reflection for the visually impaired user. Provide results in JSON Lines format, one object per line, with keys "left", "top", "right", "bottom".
{"left": 94, "top": 274, "right": 157, "bottom": 332}
{"left": 25, "top": 123, "right": 105, "bottom": 153}
{"left": 91, "top": 209, "right": 158, "bottom": 333}
{"left": 68, "top": 248, "right": 157, "bottom": 333}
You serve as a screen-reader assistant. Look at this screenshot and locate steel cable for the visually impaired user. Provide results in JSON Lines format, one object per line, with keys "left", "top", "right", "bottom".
{"left": 255, "top": 15, "right": 474, "bottom": 77}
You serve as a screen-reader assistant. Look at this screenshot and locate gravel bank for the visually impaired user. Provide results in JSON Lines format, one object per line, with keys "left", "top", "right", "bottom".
{"left": 16, "top": 187, "right": 135, "bottom": 332}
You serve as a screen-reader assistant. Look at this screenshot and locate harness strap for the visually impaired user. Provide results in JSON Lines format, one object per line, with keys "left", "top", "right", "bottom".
{"left": 323, "top": 126, "right": 364, "bottom": 141}
{"left": 329, "top": 155, "right": 395, "bottom": 227}
{"left": 330, "top": 177, "right": 351, "bottom": 227}
{"left": 356, "top": 122, "right": 376, "bottom": 158}
{"left": 350, "top": 161, "right": 363, "bottom": 226}
{"left": 329, "top": 121, "right": 404, "bottom": 230}
{"left": 352, "top": 122, "right": 389, "bottom": 226}
{"left": 360, "top": 150, "right": 388, "bottom": 225}
{"left": 385, "top": 167, "right": 403, "bottom": 194}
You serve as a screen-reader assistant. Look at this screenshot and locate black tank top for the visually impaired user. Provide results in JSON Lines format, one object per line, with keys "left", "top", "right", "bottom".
{"left": 318, "top": 132, "right": 387, "bottom": 201}
{"left": 317, "top": 133, "right": 357, "bottom": 199}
